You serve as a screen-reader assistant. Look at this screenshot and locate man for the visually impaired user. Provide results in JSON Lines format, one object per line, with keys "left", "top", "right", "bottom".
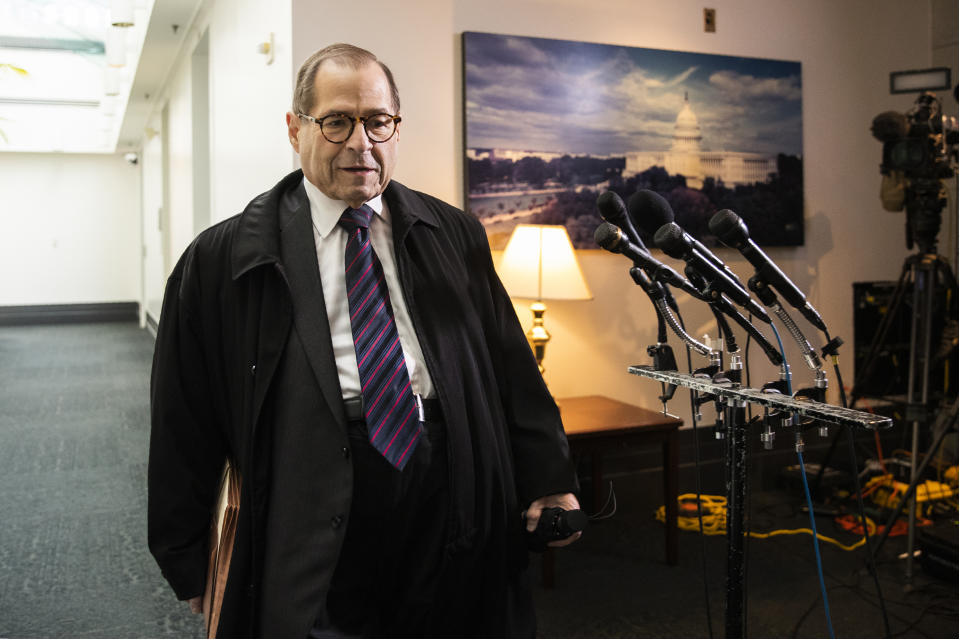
{"left": 148, "top": 43, "right": 579, "bottom": 639}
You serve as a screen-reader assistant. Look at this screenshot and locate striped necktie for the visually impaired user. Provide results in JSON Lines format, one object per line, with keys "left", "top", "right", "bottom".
{"left": 339, "top": 205, "right": 422, "bottom": 470}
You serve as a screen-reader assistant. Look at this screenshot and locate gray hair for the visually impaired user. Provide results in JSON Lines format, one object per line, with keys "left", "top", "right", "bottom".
{"left": 292, "top": 43, "right": 400, "bottom": 115}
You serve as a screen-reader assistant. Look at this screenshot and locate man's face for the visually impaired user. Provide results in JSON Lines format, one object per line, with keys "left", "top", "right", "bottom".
{"left": 286, "top": 61, "right": 399, "bottom": 208}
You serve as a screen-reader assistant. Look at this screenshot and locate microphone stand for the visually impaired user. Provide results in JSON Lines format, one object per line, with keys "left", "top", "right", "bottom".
{"left": 685, "top": 270, "right": 785, "bottom": 368}
{"left": 628, "top": 265, "right": 713, "bottom": 358}
{"left": 749, "top": 278, "right": 827, "bottom": 389}
{"left": 627, "top": 265, "right": 713, "bottom": 412}
{"left": 627, "top": 367, "right": 891, "bottom": 639}
{"left": 723, "top": 386, "right": 749, "bottom": 639}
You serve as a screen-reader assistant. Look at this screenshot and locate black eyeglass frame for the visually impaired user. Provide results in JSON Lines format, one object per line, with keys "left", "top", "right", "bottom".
{"left": 297, "top": 112, "right": 402, "bottom": 144}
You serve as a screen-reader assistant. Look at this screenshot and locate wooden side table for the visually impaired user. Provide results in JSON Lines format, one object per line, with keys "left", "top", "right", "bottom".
{"left": 541, "top": 395, "right": 682, "bottom": 587}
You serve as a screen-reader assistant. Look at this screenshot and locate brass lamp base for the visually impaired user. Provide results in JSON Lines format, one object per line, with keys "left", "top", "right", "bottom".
{"left": 528, "top": 301, "right": 550, "bottom": 375}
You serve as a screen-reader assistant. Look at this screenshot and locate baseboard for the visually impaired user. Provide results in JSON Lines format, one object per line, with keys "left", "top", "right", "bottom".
{"left": 145, "top": 310, "right": 159, "bottom": 337}
{"left": 0, "top": 302, "right": 140, "bottom": 326}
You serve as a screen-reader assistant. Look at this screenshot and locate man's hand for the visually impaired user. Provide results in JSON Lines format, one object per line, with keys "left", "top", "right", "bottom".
{"left": 524, "top": 493, "right": 582, "bottom": 547}
{"left": 187, "top": 595, "right": 204, "bottom": 615}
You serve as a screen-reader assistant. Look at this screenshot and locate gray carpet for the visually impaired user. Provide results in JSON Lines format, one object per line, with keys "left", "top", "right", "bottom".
{"left": 0, "top": 323, "right": 204, "bottom": 638}
{"left": 1, "top": 322, "right": 957, "bottom": 638}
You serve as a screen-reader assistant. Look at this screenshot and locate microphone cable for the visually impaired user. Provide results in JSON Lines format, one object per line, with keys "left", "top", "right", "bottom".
{"left": 744, "top": 321, "right": 791, "bottom": 634}
{"left": 744, "top": 321, "right": 789, "bottom": 637}
{"left": 770, "top": 322, "right": 838, "bottom": 639}
{"left": 771, "top": 322, "right": 790, "bottom": 393}
{"left": 798, "top": 447, "right": 837, "bottom": 639}
{"left": 676, "top": 304, "right": 715, "bottom": 639}
{"left": 824, "top": 329, "right": 892, "bottom": 638}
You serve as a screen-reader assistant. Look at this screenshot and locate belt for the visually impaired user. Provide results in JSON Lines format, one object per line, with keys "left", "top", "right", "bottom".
{"left": 343, "top": 394, "right": 443, "bottom": 423}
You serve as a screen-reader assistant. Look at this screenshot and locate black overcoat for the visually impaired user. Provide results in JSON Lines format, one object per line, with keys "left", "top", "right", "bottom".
{"left": 148, "top": 170, "right": 577, "bottom": 638}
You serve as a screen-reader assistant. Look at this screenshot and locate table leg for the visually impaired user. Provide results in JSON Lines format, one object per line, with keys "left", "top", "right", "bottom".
{"left": 592, "top": 452, "right": 604, "bottom": 512}
{"left": 664, "top": 430, "right": 679, "bottom": 565}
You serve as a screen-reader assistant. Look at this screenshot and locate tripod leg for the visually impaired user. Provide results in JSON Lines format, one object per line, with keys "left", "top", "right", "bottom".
{"left": 851, "top": 259, "right": 913, "bottom": 405}
{"left": 905, "top": 258, "right": 938, "bottom": 580}
{"left": 874, "top": 397, "right": 959, "bottom": 555}
{"left": 819, "top": 262, "right": 913, "bottom": 497}
{"left": 821, "top": 260, "right": 915, "bottom": 501}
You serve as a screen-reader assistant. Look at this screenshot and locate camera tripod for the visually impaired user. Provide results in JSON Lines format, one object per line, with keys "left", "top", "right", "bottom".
{"left": 842, "top": 251, "right": 957, "bottom": 580}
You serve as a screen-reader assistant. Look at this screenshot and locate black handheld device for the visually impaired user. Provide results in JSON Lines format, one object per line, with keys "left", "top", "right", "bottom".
{"left": 526, "top": 507, "right": 588, "bottom": 552}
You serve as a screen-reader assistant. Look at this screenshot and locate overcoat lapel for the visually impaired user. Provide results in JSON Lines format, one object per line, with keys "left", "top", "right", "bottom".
{"left": 277, "top": 185, "right": 347, "bottom": 432}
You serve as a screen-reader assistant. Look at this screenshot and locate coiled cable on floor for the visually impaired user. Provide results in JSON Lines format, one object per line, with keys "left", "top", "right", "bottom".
{"left": 654, "top": 494, "right": 865, "bottom": 551}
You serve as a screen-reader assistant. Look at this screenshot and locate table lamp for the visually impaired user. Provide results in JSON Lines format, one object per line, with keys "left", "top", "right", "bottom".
{"left": 497, "top": 224, "right": 592, "bottom": 374}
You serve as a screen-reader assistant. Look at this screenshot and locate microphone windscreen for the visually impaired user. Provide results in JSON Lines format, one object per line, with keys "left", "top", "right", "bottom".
{"left": 653, "top": 222, "right": 685, "bottom": 259}
{"left": 708, "top": 209, "right": 749, "bottom": 248}
{"left": 593, "top": 222, "right": 621, "bottom": 251}
{"left": 558, "top": 509, "right": 589, "bottom": 535}
{"left": 628, "top": 189, "right": 674, "bottom": 234}
{"left": 870, "top": 111, "right": 909, "bottom": 142}
{"left": 596, "top": 191, "right": 629, "bottom": 226}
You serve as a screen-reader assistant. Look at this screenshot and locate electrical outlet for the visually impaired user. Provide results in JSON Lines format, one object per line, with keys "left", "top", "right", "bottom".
{"left": 704, "top": 8, "right": 716, "bottom": 33}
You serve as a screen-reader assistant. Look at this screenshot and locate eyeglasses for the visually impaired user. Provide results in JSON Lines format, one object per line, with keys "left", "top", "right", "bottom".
{"left": 298, "top": 112, "right": 401, "bottom": 144}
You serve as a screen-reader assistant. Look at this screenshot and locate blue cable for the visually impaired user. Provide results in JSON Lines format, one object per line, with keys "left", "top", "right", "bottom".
{"left": 798, "top": 450, "right": 837, "bottom": 639}
{"left": 769, "top": 323, "right": 792, "bottom": 394}
{"left": 771, "top": 323, "right": 834, "bottom": 636}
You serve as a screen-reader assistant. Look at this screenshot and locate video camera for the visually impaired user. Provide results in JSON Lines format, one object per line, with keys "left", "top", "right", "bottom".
{"left": 871, "top": 67, "right": 959, "bottom": 254}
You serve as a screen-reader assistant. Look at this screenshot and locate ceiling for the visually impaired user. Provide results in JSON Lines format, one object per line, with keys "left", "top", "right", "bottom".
{"left": 0, "top": 0, "right": 200, "bottom": 154}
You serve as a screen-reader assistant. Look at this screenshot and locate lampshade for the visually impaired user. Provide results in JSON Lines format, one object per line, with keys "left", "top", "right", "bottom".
{"left": 498, "top": 224, "right": 592, "bottom": 301}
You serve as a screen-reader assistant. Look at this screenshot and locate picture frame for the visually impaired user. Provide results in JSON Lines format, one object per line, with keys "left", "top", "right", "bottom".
{"left": 462, "top": 32, "right": 804, "bottom": 250}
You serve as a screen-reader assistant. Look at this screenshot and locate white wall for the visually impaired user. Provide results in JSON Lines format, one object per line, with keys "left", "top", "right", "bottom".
{"left": 141, "top": 127, "right": 165, "bottom": 322}
{"left": 166, "top": 61, "right": 196, "bottom": 269}
{"left": 136, "top": 0, "right": 295, "bottom": 319}
{"left": 207, "top": 0, "right": 295, "bottom": 223}
{"left": 287, "top": 0, "right": 934, "bottom": 422}
{"left": 0, "top": 153, "right": 141, "bottom": 306}
{"left": 933, "top": 0, "right": 959, "bottom": 267}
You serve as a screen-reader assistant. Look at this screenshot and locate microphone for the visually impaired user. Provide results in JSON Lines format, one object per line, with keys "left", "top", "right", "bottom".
{"left": 708, "top": 209, "right": 827, "bottom": 331}
{"left": 654, "top": 222, "right": 771, "bottom": 323}
{"left": 870, "top": 111, "right": 909, "bottom": 143}
{"left": 628, "top": 189, "right": 674, "bottom": 237}
{"left": 594, "top": 223, "right": 701, "bottom": 296}
{"left": 527, "top": 507, "right": 588, "bottom": 552}
{"left": 628, "top": 189, "right": 746, "bottom": 288}
{"left": 597, "top": 191, "right": 647, "bottom": 250}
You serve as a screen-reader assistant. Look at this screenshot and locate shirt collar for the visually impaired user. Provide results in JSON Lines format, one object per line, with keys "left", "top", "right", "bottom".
{"left": 302, "top": 176, "right": 387, "bottom": 238}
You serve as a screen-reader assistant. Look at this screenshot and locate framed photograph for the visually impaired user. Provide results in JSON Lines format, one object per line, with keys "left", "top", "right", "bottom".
{"left": 462, "top": 32, "right": 804, "bottom": 250}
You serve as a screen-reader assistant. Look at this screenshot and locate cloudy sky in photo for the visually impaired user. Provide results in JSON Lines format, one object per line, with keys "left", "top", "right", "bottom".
{"left": 463, "top": 32, "right": 803, "bottom": 157}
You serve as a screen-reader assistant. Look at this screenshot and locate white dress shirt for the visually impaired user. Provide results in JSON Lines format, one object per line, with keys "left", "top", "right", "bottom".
{"left": 302, "top": 178, "right": 435, "bottom": 400}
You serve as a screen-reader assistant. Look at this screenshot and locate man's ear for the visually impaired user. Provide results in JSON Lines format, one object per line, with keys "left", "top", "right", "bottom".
{"left": 285, "top": 112, "right": 301, "bottom": 153}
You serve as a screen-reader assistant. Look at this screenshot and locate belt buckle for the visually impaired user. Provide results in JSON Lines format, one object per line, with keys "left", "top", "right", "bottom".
{"left": 414, "top": 394, "right": 426, "bottom": 422}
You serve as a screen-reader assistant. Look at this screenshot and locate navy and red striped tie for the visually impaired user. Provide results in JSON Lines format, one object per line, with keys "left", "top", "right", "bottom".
{"left": 339, "top": 205, "right": 422, "bottom": 470}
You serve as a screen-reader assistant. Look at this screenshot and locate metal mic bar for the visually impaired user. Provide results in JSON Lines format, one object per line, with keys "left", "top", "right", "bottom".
{"left": 629, "top": 363, "right": 890, "bottom": 638}
{"left": 628, "top": 366, "right": 892, "bottom": 430}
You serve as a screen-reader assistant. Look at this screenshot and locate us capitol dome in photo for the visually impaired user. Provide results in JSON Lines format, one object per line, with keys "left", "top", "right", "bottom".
{"left": 624, "top": 93, "right": 779, "bottom": 189}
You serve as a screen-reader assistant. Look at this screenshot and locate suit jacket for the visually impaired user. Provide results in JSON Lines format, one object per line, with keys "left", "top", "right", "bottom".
{"left": 147, "top": 170, "right": 577, "bottom": 638}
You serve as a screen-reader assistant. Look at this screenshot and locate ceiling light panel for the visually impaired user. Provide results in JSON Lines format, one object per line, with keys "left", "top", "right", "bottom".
{"left": 0, "top": 0, "right": 152, "bottom": 153}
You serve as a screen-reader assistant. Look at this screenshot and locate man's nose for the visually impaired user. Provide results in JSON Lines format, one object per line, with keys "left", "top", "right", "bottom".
{"left": 344, "top": 119, "right": 373, "bottom": 152}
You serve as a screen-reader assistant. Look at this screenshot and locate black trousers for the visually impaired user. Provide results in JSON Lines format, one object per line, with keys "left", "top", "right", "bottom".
{"left": 310, "top": 418, "right": 449, "bottom": 638}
